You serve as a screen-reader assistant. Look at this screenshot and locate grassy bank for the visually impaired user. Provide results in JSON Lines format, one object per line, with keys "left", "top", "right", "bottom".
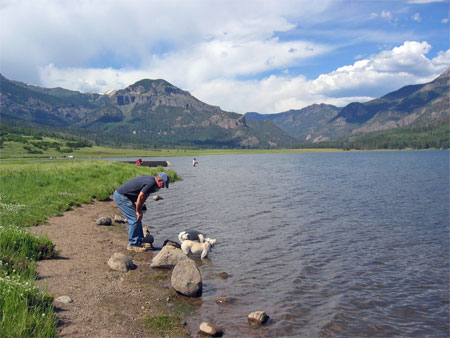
{"left": 0, "top": 160, "right": 180, "bottom": 337}
{"left": 1, "top": 141, "right": 343, "bottom": 160}
{"left": 0, "top": 130, "right": 343, "bottom": 160}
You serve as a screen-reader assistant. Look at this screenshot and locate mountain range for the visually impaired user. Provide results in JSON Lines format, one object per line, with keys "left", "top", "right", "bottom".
{"left": 246, "top": 68, "right": 449, "bottom": 143}
{"left": 0, "top": 74, "right": 296, "bottom": 148}
{"left": 1, "top": 69, "right": 448, "bottom": 148}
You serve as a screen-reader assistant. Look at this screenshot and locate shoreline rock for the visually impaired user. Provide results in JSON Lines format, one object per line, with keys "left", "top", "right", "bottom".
{"left": 108, "top": 253, "right": 136, "bottom": 272}
{"left": 171, "top": 259, "right": 202, "bottom": 297}
{"left": 248, "top": 311, "right": 269, "bottom": 328}
{"left": 150, "top": 244, "right": 189, "bottom": 268}
{"left": 199, "top": 322, "right": 223, "bottom": 336}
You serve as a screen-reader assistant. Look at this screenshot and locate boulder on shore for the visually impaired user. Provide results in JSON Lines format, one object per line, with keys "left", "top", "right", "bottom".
{"left": 96, "top": 217, "right": 112, "bottom": 225}
{"left": 150, "top": 245, "right": 188, "bottom": 268}
{"left": 108, "top": 253, "right": 136, "bottom": 272}
{"left": 171, "top": 259, "right": 202, "bottom": 297}
{"left": 114, "top": 215, "right": 126, "bottom": 223}
{"left": 199, "top": 322, "right": 223, "bottom": 336}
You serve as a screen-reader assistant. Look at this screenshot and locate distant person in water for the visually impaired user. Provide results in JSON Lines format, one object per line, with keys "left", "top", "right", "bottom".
{"left": 136, "top": 158, "right": 143, "bottom": 166}
{"left": 193, "top": 158, "right": 198, "bottom": 167}
{"left": 113, "top": 173, "right": 170, "bottom": 252}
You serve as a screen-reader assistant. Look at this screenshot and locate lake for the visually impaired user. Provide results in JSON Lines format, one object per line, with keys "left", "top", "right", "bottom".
{"left": 133, "top": 150, "right": 448, "bottom": 337}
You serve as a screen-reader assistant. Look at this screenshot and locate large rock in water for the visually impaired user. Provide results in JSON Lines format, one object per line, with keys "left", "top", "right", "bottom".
{"left": 150, "top": 245, "right": 188, "bottom": 268}
{"left": 171, "top": 259, "right": 202, "bottom": 297}
{"left": 248, "top": 311, "right": 269, "bottom": 328}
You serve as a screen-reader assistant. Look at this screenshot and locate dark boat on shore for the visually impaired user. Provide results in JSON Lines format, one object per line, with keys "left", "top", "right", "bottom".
{"left": 123, "top": 160, "right": 169, "bottom": 167}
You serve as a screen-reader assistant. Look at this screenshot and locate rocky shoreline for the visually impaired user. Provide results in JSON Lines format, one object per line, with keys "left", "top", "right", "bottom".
{"left": 30, "top": 200, "right": 270, "bottom": 337}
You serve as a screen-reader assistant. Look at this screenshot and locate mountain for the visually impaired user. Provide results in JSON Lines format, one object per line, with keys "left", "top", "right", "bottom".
{"left": 247, "top": 103, "right": 342, "bottom": 143}
{"left": 0, "top": 75, "right": 297, "bottom": 148}
{"left": 246, "top": 69, "right": 449, "bottom": 143}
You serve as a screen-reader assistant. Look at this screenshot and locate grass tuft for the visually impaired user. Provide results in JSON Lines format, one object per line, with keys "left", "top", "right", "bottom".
{"left": 144, "top": 313, "right": 186, "bottom": 337}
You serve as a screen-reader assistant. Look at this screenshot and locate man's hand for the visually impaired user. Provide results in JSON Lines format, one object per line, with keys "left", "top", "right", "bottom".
{"left": 136, "top": 210, "right": 143, "bottom": 221}
{"left": 136, "top": 191, "right": 148, "bottom": 221}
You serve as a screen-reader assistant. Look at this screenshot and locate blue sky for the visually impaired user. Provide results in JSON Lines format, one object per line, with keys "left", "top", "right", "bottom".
{"left": 1, "top": 0, "right": 449, "bottom": 114}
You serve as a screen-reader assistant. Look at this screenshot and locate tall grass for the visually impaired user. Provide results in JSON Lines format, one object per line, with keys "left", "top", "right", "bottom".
{"left": 0, "top": 160, "right": 179, "bottom": 227}
{"left": 0, "top": 160, "right": 180, "bottom": 337}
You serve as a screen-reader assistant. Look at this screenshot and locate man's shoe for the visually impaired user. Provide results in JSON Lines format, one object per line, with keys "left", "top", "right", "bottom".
{"left": 142, "top": 242, "right": 153, "bottom": 249}
{"left": 127, "top": 244, "right": 148, "bottom": 252}
{"left": 143, "top": 235, "right": 154, "bottom": 244}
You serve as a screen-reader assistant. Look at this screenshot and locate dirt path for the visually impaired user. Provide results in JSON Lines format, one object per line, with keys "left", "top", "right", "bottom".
{"left": 30, "top": 200, "right": 191, "bottom": 338}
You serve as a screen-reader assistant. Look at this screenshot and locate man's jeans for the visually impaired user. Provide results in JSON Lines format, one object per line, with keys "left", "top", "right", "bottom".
{"left": 113, "top": 191, "right": 144, "bottom": 246}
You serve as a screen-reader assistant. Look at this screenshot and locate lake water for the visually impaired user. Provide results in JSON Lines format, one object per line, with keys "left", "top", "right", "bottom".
{"left": 123, "top": 150, "right": 449, "bottom": 337}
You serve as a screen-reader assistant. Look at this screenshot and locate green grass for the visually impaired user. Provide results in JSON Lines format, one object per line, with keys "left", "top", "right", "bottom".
{"left": 0, "top": 160, "right": 180, "bottom": 337}
{"left": 0, "top": 161, "right": 180, "bottom": 227}
{"left": 152, "top": 273, "right": 169, "bottom": 281}
{"left": 0, "top": 273, "right": 57, "bottom": 338}
{"left": 143, "top": 313, "right": 188, "bottom": 337}
{"left": 1, "top": 135, "right": 343, "bottom": 160}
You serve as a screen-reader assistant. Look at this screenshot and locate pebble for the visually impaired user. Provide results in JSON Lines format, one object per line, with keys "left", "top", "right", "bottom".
{"left": 55, "top": 295, "right": 73, "bottom": 304}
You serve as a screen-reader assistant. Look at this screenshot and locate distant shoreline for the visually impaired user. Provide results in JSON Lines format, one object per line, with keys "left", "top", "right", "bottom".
{"left": 2, "top": 147, "right": 446, "bottom": 161}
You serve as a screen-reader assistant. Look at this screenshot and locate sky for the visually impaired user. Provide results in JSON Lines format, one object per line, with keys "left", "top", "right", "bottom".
{"left": 0, "top": 0, "right": 449, "bottom": 114}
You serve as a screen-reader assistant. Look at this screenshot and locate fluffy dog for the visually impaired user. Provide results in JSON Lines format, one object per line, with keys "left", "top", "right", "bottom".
{"left": 181, "top": 238, "right": 216, "bottom": 259}
{"left": 178, "top": 230, "right": 206, "bottom": 243}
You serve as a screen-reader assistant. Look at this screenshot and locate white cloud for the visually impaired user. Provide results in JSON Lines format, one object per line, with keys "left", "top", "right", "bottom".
{"left": 38, "top": 64, "right": 147, "bottom": 93}
{"left": 309, "top": 41, "right": 449, "bottom": 104}
{"left": 381, "top": 10, "right": 393, "bottom": 21}
{"left": 193, "top": 41, "right": 449, "bottom": 113}
{"left": 37, "top": 36, "right": 331, "bottom": 96}
{"left": 442, "top": 18, "right": 449, "bottom": 23}
{"left": 1, "top": 0, "right": 334, "bottom": 86}
{"left": 412, "top": 13, "right": 422, "bottom": 22}
{"left": 369, "top": 9, "right": 399, "bottom": 25}
{"left": 431, "top": 49, "right": 450, "bottom": 67}
{"left": 407, "top": 0, "right": 446, "bottom": 3}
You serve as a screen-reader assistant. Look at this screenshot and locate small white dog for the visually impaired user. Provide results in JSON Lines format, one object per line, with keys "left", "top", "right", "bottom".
{"left": 181, "top": 238, "right": 217, "bottom": 259}
{"left": 178, "top": 230, "right": 206, "bottom": 243}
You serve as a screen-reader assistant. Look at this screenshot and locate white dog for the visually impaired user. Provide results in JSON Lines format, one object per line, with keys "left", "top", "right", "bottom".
{"left": 181, "top": 238, "right": 217, "bottom": 259}
{"left": 178, "top": 230, "right": 206, "bottom": 243}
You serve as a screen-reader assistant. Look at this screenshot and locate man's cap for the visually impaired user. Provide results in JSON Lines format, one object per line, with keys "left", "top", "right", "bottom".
{"left": 157, "top": 172, "right": 170, "bottom": 188}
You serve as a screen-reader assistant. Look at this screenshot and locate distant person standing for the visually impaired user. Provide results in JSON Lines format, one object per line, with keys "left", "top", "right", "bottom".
{"left": 193, "top": 158, "right": 198, "bottom": 167}
{"left": 136, "top": 158, "right": 143, "bottom": 166}
{"left": 113, "top": 173, "right": 170, "bottom": 252}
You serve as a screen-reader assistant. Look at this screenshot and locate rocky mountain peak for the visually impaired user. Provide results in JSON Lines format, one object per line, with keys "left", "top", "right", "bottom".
{"left": 109, "top": 78, "right": 202, "bottom": 111}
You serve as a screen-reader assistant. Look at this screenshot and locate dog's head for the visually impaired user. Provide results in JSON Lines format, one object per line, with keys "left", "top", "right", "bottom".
{"left": 205, "top": 238, "right": 216, "bottom": 247}
{"left": 178, "top": 231, "right": 188, "bottom": 242}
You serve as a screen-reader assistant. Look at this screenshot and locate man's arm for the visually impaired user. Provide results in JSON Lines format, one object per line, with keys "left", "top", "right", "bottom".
{"left": 136, "top": 191, "right": 148, "bottom": 221}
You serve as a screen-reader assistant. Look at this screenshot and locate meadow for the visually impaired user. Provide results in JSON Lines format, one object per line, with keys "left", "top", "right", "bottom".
{"left": 0, "top": 160, "right": 179, "bottom": 337}
{"left": 0, "top": 133, "right": 342, "bottom": 161}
